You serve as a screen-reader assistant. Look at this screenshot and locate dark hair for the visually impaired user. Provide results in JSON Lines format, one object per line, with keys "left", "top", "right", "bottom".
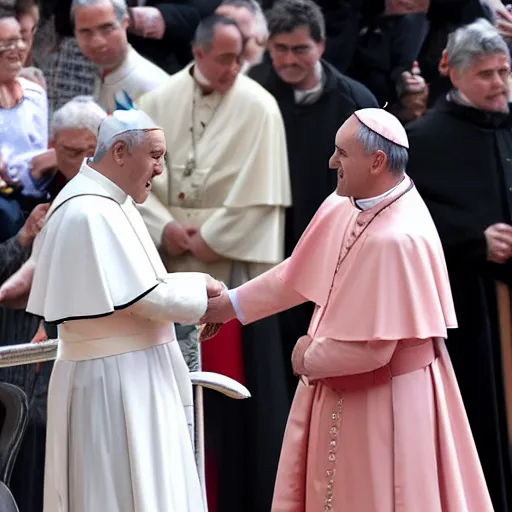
{"left": 193, "top": 13, "right": 243, "bottom": 52}
{"left": 15, "top": 0, "right": 38, "bottom": 16}
{"left": 266, "top": 0, "right": 325, "bottom": 42}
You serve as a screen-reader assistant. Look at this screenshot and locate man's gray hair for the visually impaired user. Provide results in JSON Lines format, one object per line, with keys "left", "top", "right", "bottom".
{"left": 446, "top": 18, "right": 510, "bottom": 72}
{"left": 219, "top": 0, "right": 269, "bottom": 40}
{"left": 70, "top": 0, "right": 128, "bottom": 23}
{"left": 356, "top": 123, "right": 408, "bottom": 174}
{"left": 51, "top": 96, "right": 107, "bottom": 140}
{"left": 193, "top": 14, "right": 242, "bottom": 52}
{"left": 93, "top": 130, "right": 145, "bottom": 162}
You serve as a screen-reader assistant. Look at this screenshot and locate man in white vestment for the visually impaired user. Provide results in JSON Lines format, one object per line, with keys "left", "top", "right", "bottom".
{"left": 136, "top": 14, "right": 291, "bottom": 512}
{"left": 3, "top": 109, "right": 223, "bottom": 512}
{"left": 72, "top": 0, "right": 169, "bottom": 113}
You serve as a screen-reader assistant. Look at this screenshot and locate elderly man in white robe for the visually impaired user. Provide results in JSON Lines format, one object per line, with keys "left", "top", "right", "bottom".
{"left": 0, "top": 109, "right": 223, "bottom": 512}
{"left": 136, "top": 13, "right": 291, "bottom": 512}
{"left": 72, "top": 0, "right": 169, "bottom": 113}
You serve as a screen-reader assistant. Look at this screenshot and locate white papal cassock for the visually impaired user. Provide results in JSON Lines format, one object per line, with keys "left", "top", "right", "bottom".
{"left": 27, "top": 162, "right": 207, "bottom": 512}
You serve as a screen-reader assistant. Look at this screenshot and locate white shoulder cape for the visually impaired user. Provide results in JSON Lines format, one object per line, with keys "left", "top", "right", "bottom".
{"left": 27, "top": 164, "right": 164, "bottom": 324}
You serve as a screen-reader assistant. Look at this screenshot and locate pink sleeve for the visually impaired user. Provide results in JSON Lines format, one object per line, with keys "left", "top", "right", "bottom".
{"left": 303, "top": 338, "right": 399, "bottom": 380}
{"left": 236, "top": 260, "right": 308, "bottom": 325}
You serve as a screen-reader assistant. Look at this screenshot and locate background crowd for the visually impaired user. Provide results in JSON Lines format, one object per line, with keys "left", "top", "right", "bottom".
{"left": 1, "top": 0, "right": 512, "bottom": 511}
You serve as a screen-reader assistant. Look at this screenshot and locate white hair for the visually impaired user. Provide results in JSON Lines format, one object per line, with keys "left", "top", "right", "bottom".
{"left": 70, "top": 0, "right": 128, "bottom": 23}
{"left": 447, "top": 18, "right": 510, "bottom": 72}
{"left": 51, "top": 96, "right": 107, "bottom": 140}
{"left": 355, "top": 123, "right": 408, "bottom": 174}
{"left": 93, "top": 130, "right": 145, "bottom": 162}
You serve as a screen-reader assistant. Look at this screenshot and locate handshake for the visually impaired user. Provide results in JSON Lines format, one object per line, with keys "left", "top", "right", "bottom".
{"left": 201, "top": 275, "right": 237, "bottom": 341}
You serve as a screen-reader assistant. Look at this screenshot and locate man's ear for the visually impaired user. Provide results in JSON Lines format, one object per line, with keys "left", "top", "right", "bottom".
{"left": 370, "top": 150, "right": 386, "bottom": 175}
{"left": 111, "top": 141, "right": 126, "bottom": 166}
{"left": 192, "top": 44, "right": 203, "bottom": 61}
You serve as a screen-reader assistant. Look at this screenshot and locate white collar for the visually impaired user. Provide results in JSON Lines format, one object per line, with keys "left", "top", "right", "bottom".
{"left": 193, "top": 63, "right": 213, "bottom": 89}
{"left": 102, "top": 46, "right": 139, "bottom": 85}
{"left": 80, "top": 160, "right": 128, "bottom": 204}
{"left": 355, "top": 175, "right": 409, "bottom": 210}
{"left": 294, "top": 61, "right": 323, "bottom": 104}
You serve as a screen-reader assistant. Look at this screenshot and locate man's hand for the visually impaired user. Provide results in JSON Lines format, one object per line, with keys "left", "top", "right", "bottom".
{"left": 200, "top": 291, "right": 236, "bottom": 324}
{"left": 0, "top": 259, "right": 35, "bottom": 309}
{"left": 18, "top": 203, "right": 50, "bottom": 248}
{"left": 161, "top": 221, "right": 195, "bottom": 257}
{"left": 205, "top": 274, "right": 225, "bottom": 298}
{"left": 188, "top": 233, "right": 222, "bottom": 263}
{"left": 485, "top": 223, "right": 512, "bottom": 263}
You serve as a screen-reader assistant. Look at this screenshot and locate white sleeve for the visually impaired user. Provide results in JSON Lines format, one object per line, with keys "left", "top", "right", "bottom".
{"left": 129, "top": 272, "right": 208, "bottom": 325}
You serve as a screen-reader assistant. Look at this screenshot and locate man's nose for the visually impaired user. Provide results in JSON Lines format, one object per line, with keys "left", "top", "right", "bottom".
{"left": 282, "top": 50, "right": 298, "bottom": 65}
{"left": 328, "top": 155, "right": 337, "bottom": 169}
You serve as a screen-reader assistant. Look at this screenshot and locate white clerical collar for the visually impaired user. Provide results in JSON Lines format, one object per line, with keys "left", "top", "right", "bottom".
{"left": 102, "top": 46, "right": 138, "bottom": 86}
{"left": 355, "top": 175, "right": 410, "bottom": 210}
{"left": 80, "top": 160, "right": 128, "bottom": 204}
{"left": 193, "top": 64, "right": 213, "bottom": 89}
{"left": 294, "top": 61, "right": 323, "bottom": 104}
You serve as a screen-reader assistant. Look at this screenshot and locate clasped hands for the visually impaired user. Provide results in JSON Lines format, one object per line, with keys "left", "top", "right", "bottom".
{"left": 162, "top": 221, "right": 220, "bottom": 263}
{"left": 201, "top": 275, "right": 236, "bottom": 339}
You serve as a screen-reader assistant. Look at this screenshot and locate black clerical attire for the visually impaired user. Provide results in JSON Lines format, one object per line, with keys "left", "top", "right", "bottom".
{"left": 250, "top": 58, "right": 378, "bottom": 398}
{"left": 407, "top": 97, "right": 512, "bottom": 512}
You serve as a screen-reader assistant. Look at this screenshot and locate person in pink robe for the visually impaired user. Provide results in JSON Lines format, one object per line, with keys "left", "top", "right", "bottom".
{"left": 200, "top": 108, "right": 494, "bottom": 511}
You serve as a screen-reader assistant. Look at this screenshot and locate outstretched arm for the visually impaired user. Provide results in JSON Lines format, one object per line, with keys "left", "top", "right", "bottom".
{"left": 201, "top": 260, "right": 308, "bottom": 325}
{"left": 128, "top": 272, "right": 223, "bottom": 325}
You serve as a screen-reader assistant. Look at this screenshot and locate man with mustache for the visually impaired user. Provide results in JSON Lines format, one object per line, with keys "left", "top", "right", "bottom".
{"left": 137, "top": 14, "right": 291, "bottom": 512}
{"left": 1, "top": 109, "right": 224, "bottom": 512}
{"left": 249, "top": 0, "right": 377, "bottom": 398}
{"left": 407, "top": 19, "right": 512, "bottom": 511}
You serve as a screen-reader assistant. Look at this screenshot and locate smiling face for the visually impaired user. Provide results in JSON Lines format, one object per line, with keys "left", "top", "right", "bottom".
{"left": 193, "top": 23, "right": 243, "bottom": 94}
{"left": 449, "top": 53, "right": 510, "bottom": 112}
{"left": 0, "top": 17, "right": 26, "bottom": 83}
{"left": 74, "top": 1, "right": 128, "bottom": 70}
{"left": 268, "top": 25, "right": 324, "bottom": 89}
{"left": 112, "top": 129, "right": 166, "bottom": 203}
{"left": 329, "top": 116, "right": 389, "bottom": 198}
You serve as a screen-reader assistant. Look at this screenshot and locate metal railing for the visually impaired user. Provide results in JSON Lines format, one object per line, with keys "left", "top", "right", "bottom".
{"left": 0, "top": 339, "right": 250, "bottom": 504}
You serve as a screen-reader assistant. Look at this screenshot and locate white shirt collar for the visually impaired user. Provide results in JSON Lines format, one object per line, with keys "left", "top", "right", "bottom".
{"left": 294, "top": 61, "right": 323, "bottom": 104}
{"left": 355, "top": 175, "right": 410, "bottom": 210}
{"left": 80, "top": 160, "right": 128, "bottom": 204}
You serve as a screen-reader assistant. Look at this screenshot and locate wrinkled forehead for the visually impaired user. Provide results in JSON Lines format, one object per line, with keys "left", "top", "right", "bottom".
{"left": 335, "top": 115, "right": 359, "bottom": 144}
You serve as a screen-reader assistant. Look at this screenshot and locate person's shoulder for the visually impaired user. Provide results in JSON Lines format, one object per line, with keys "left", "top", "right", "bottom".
{"left": 367, "top": 191, "right": 438, "bottom": 248}
{"left": 237, "top": 73, "right": 282, "bottom": 115}
{"left": 137, "top": 66, "right": 186, "bottom": 106}
{"left": 325, "top": 62, "right": 379, "bottom": 109}
{"left": 51, "top": 194, "right": 121, "bottom": 229}
{"left": 19, "top": 76, "right": 47, "bottom": 106}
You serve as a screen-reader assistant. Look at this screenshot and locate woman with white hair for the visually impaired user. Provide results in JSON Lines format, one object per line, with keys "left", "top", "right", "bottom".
{"left": 407, "top": 18, "right": 512, "bottom": 511}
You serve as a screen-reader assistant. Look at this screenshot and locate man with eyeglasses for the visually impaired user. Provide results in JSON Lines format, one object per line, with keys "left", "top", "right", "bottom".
{"left": 249, "top": 0, "right": 378, "bottom": 399}
{"left": 71, "top": 0, "right": 168, "bottom": 113}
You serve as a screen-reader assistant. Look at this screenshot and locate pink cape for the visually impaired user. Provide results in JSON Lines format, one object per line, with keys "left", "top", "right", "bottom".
{"left": 235, "top": 180, "right": 493, "bottom": 511}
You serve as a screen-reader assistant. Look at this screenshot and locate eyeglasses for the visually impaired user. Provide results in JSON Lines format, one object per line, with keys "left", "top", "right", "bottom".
{"left": 0, "top": 38, "right": 24, "bottom": 54}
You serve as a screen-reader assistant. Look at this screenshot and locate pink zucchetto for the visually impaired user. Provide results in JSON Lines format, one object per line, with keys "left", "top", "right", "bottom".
{"left": 353, "top": 108, "right": 409, "bottom": 149}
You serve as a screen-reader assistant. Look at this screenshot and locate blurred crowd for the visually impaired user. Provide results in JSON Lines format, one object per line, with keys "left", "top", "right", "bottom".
{"left": 2, "top": 0, "right": 512, "bottom": 511}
